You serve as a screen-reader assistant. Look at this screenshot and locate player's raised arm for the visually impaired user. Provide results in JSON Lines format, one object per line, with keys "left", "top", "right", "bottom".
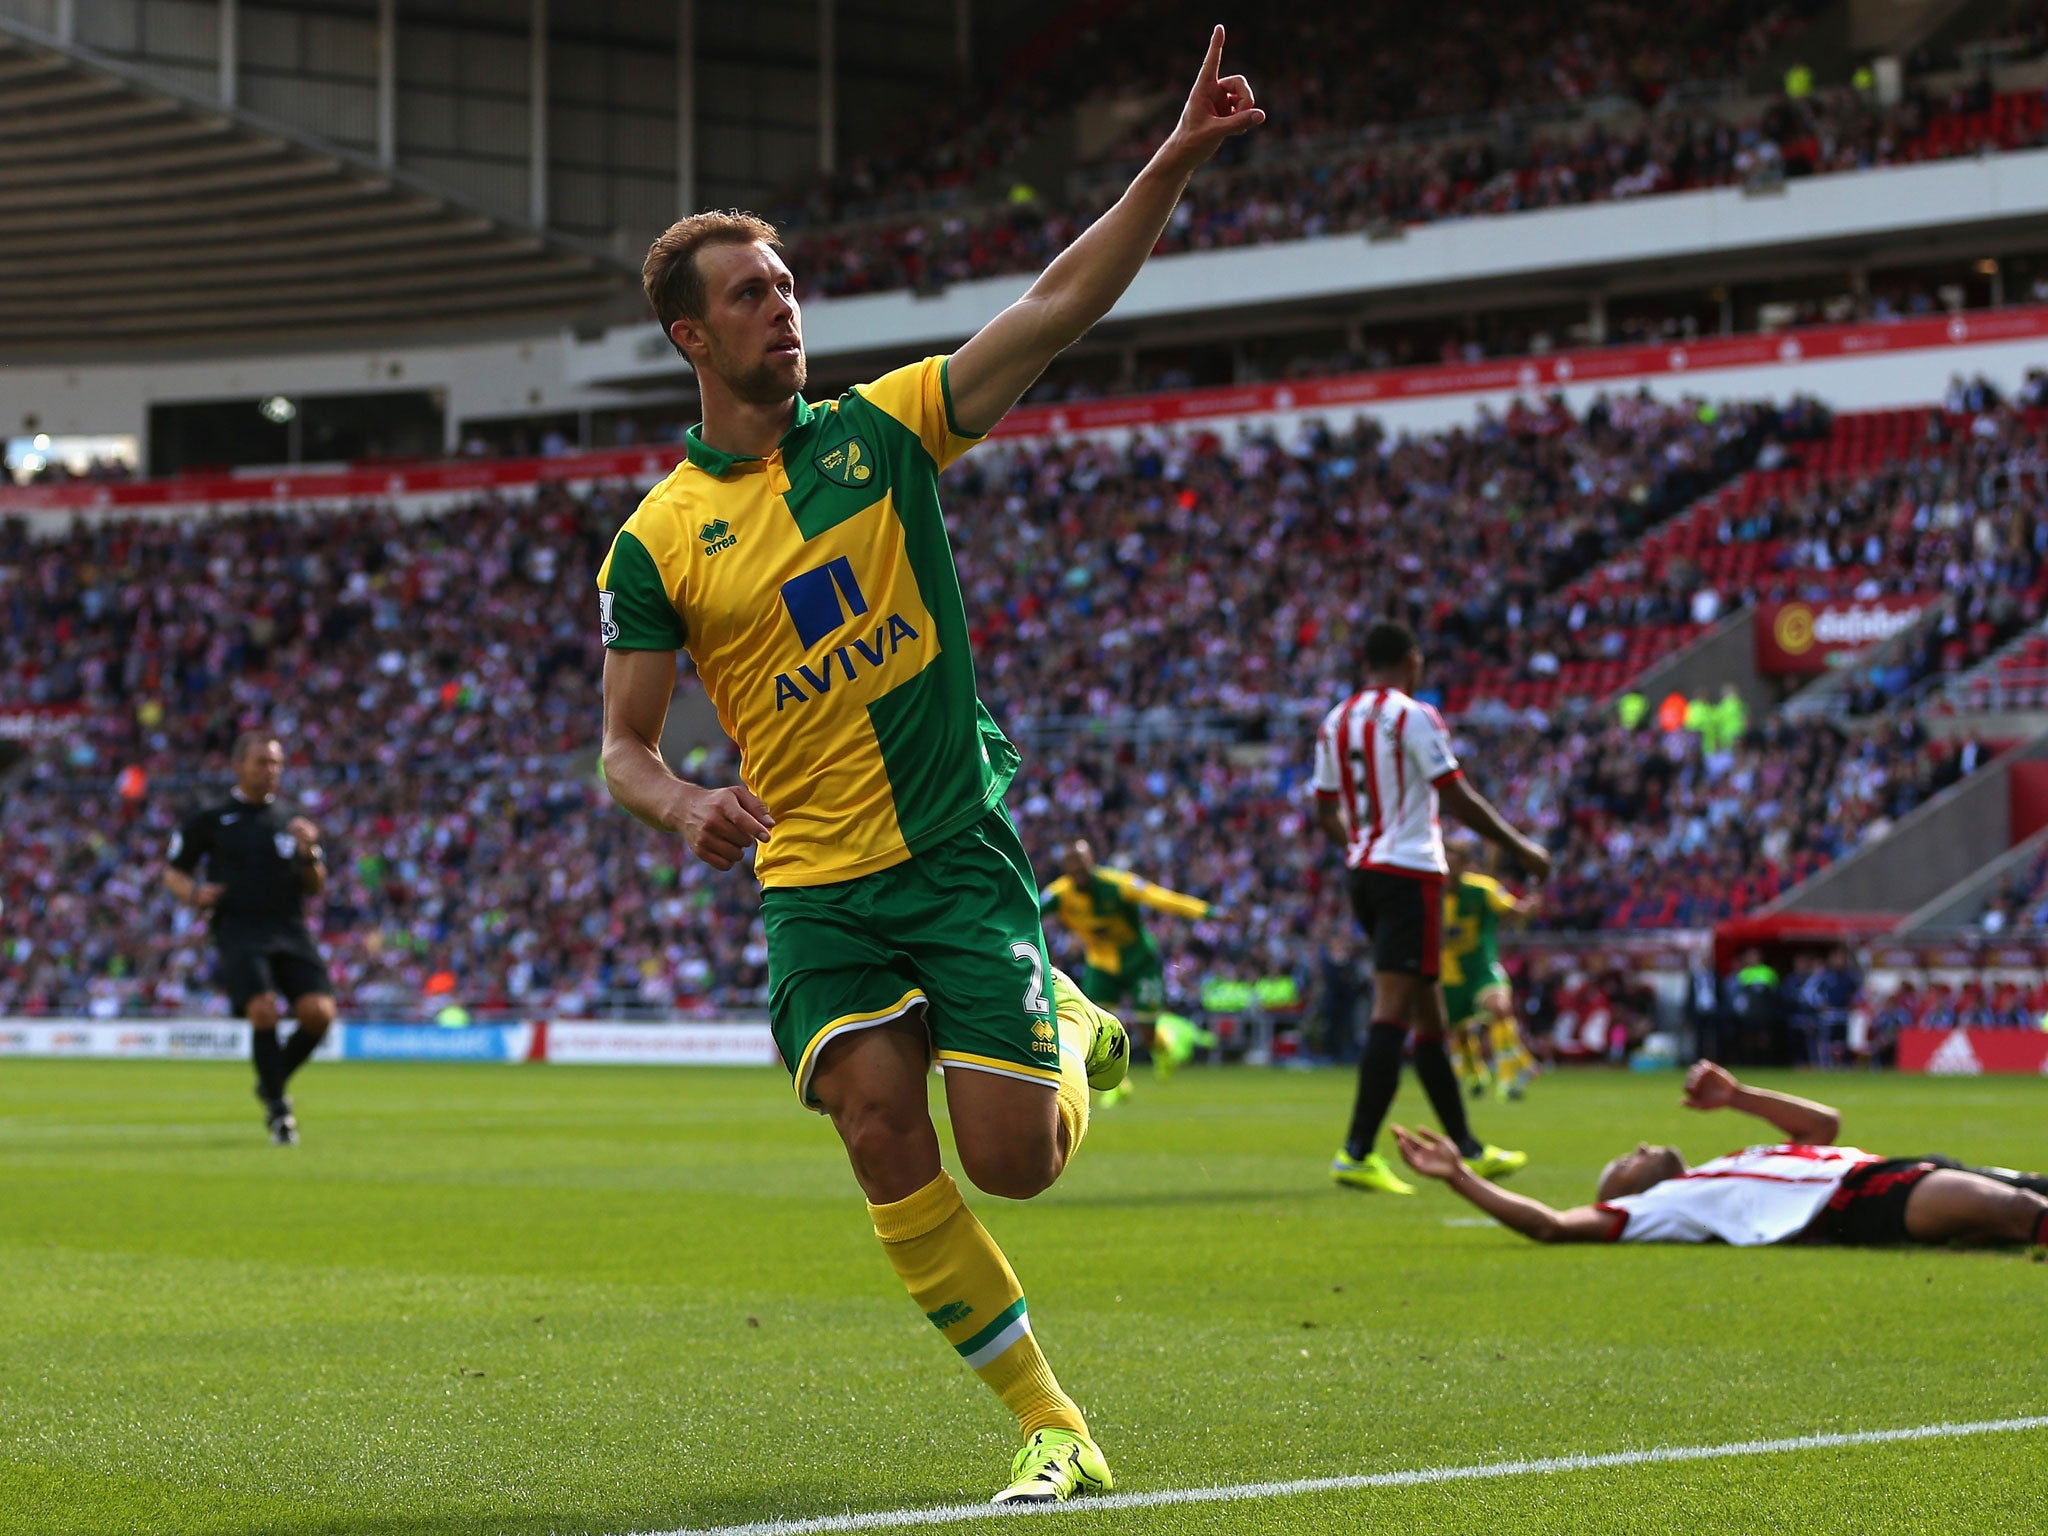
{"left": 1393, "top": 1125, "right": 1615, "bottom": 1243}
{"left": 1682, "top": 1061, "right": 1842, "bottom": 1144}
{"left": 600, "top": 648, "right": 773, "bottom": 872}
{"left": 945, "top": 25, "right": 1263, "bottom": 437}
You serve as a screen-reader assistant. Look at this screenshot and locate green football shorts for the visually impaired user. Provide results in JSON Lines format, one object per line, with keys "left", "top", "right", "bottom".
{"left": 1442, "top": 960, "right": 1511, "bottom": 1027}
{"left": 761, "top": 803, "right": 1063, "bottom": 1111}
{"left": 1082, "top": 949, "right": 1166, "bottom": 1014}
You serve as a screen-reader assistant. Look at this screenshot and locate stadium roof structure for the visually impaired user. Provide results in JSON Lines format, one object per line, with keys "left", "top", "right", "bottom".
{"left": 0, "top": 16, "right": 638, "bottom": 361}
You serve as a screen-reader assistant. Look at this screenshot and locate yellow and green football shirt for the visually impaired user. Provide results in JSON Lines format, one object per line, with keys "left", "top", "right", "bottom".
{"left": 1440, "top": 872, "right": 1518, "bottom": 989}
{"left": 1039, "top": 868, "right": 1210, "bottom": 975}
{"left": 595, "top": 355, "right": 1019, "bottom": 888}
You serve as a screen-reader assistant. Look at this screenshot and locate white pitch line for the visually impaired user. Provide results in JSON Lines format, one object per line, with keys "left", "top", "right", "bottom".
{"left": 631, "top": 1414, "right": 2048, "bottom": 1536}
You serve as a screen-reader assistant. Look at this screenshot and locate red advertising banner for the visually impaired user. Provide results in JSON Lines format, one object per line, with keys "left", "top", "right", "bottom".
{"left": 7, "top": 306, "right": 2048, "bottom": 517}
{"left": 1897, "top": 1027, "right": 2048, "bottom": 1074}
{"left": 1753, "top": 596, "right": 1930, "bottom": 675}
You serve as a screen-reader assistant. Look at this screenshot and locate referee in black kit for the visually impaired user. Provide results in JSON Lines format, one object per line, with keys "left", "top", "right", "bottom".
{"left": 164, "top": 732, "right": 337, "bottom": 1145}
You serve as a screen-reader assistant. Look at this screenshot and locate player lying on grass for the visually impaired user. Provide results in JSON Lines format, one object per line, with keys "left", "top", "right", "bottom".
{"left": 596, "top": 26, "right": 1260, "bottom": 1509}
{"left": 1394, "top": 1061, "right": 2048, "bottom": 1247}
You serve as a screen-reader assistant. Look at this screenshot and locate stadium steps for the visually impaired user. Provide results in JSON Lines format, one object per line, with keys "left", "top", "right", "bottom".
{"left": 1931, "top": 617, "right": 2048, "bottom": 716}
{"left": 0, "top": 17, "right": 637, "bottom": 356}
{"left": 1762, "top": 725, "right": 2048, "bottom": 925}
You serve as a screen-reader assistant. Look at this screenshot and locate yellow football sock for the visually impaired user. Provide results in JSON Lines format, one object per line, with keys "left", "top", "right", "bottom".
{"left": 869, "top": 1170, "right": 1087, "bottom": 1438}
{"left": 1489, "top": 1019, "right": 1533, "bottom": 1081}
{"left": 1049, "top": 967, "right": 1095, "bottom": 1161}
{"left": 1452, "top": 1026, "right": 1487, "bottom": 1083}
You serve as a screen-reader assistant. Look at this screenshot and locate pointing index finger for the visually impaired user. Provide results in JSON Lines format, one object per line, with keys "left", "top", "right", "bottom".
{"left": 1199, "top": 24, "right": 1224, "bottom": 85}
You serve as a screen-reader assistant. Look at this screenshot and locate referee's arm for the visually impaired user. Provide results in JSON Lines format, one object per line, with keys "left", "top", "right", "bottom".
{"left": 287, "top": 817, "right": 327, "bottom": 897}
{"left": 163, "top": 818, "right": 223, "bottom": 909}
{"left": 946, "top": 26, "right": 1263, "bottom": 437}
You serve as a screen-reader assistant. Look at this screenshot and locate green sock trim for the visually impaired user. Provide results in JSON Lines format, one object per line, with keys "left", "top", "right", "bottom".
{"left": 952, "top": 1295, "right": 1028, "bottom": 1359}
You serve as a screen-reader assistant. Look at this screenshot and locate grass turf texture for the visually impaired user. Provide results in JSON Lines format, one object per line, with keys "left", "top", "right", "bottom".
{"left": 1, "top": 1061, "right": 2041, "bottom": 1536}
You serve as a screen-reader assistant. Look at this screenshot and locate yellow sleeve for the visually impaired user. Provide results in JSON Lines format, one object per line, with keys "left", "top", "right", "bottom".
{"left": 1476, "top": 876, "right": 1520, "bottom": 914}
{"left": 1105, "top": 869, "right": 1210, "bottom": 920}
{"left": 1038, "top": 876, "right": 1070, "bottom": 917}
{"left": 852, "top": 355, "right": 986, "bottom": 471}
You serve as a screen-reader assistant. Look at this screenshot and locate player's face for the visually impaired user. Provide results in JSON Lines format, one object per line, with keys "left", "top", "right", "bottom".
{"left": 236, "top": 740, "right": 284, "bottom": 800}
{"left": 683, "top": 240, "right": 806, "bottom": 406}
{"left": 1596, "top": 1143, "right": 1685, "bottom": 1201}
{"left": 1062, "top": 841, "right": 1093, "bottom": 879}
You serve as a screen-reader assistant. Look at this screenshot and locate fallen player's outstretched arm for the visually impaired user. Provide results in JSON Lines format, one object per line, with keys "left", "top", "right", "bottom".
{"left": 1393, "top": 1125, "right": 1616, "bottom": 1243}
{"left": 1682, "top": 1061, "right": 1841, "bottom": 1143}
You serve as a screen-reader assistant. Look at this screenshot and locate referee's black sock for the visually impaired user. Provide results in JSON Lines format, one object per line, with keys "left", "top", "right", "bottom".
{"left": 251, "top": 1027, "right": 286, "bottom": 1104}
{"left": 1412, "top": 1032, "right": 1482, "bottom": 1158}
{"left": 1343, "top": 1022, "right": 1408, "bottom": 1162}
{"left": 279, "top": 1023, "right": 327, "bottom": 1084}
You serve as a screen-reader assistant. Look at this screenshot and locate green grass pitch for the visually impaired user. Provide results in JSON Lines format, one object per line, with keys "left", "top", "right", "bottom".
{"left": 2, "top": 1059, "right": 2042, "bottom": 1535}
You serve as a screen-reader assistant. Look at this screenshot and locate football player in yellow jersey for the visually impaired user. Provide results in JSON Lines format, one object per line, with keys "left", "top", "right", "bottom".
{"left": 1040, "top": 837, "right": 1213, "bottom": 1089}
{"left": 595, "top": 28, "right": 1262, "bottom": 1508}
{"left": 1441, "top": 840, "right": 1541, "bottom": 1100}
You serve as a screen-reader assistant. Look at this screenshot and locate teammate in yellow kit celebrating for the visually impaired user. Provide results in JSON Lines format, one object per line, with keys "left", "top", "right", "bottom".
{"left": 595, "top": 28, "right": 1262, "bottom": 1507}
{"left": 1442, "top": 840, "right": 1540, "bottom": 1100}
{"left": 1041, "top": 838, "right": 1213, "bottom": 1087}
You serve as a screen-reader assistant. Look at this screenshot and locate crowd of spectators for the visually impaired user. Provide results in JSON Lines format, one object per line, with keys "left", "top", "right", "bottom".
{"left": 1698, "top": 391, "right": 2048, "bottom": 713}
{"left": 1976, "top": 843, "right": 2048, "bottom": 933}
{"left": 782, "top": 73, "right": 2047, "bottom": 301}
{"left": 775, "top": 0, "right": 1830, "bottom": 232}
{"left": 10, "top": 697, "right": 1979, "bottom": 1021}
{"left": 0, "top": 392, "right": 1983, "bottom": 1018}
{"left": 951, "top": 391, "right": 1790, "bottom": 729}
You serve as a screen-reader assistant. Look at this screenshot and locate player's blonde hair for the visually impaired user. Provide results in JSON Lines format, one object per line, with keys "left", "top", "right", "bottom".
{"left": 643, "top": 211, "right": 782, "bottom": 338}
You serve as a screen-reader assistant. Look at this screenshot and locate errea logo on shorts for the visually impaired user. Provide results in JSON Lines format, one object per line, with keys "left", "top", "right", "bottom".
{"left": 1030, "top": 1020, "right": 1059, "bottom": 1054}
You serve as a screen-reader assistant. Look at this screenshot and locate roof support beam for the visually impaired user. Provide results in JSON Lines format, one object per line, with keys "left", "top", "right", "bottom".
{"left": 675, "top": 0, "right": 695, "bottom": 216}
{"left": 528, "top": 0, "right": 548, "bottom": 227}
{"left": 817, "top": 0, "right": 835, "bottom": 175}
{"left": 218, "top": 0, "right": 238, "bottom": 109}
{"left": 377, "top": 0, "right": 397, "bottom": 168}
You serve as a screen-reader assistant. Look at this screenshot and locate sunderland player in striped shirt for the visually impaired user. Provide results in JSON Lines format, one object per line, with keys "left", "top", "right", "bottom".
{"left": 1394, "top": 1060, "right": 2048, "bottom": 1248}
{"left": 595, "top": 28, "right": 1262, "bottom": 1507}
{"left": 1313, "top": 622, "right": 1552, "bottom": 1196}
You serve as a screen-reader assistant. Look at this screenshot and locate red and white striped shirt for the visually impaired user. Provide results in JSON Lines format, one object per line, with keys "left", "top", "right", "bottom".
{"left": 1598, "top": 1144, "right": 1879, "bottom": 1245}
{"left": 1313, "top": 687, "right": 1462, "bottom": 874}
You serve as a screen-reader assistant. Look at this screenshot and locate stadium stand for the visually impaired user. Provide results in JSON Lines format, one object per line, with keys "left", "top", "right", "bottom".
{"left": 777, "top": 0, "right": 1830, "bottom": 227}
{"left": 782, "top": 67, "right": 2048, "bottom": 302}
{"left": 0, "top": 389, "right": 1992, "bottom": 1017}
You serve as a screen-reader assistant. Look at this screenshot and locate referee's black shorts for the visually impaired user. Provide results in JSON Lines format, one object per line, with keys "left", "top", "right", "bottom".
{"left": 1347, "top": 867, "right": 1444, "bottom": 980}
{"left": 217, "top": 938, "right": 334, "bottom": 1017}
